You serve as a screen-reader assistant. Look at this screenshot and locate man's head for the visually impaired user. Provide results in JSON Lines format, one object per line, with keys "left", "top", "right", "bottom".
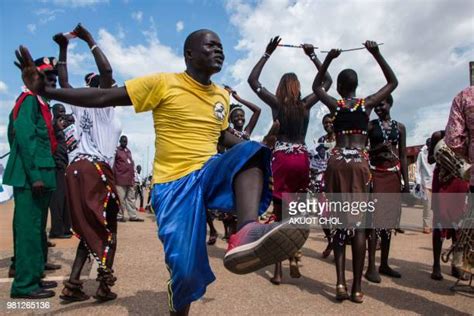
{"left": 183, "top": 29, "right": 224, "bottom": 76}
{"left": 136, "top": 165, "right": 142, "bottom": 173}
{"left": 337, "top": 69, "right": 358, "bottom": 97}
{"left": 34, "top": 57, "right": 57, "bottom": 89}
{"left": 119, "top": 135, "right": 128, "bottom": 148}
{"left": 52, "top": 103, "right": 66, "bottom": 119}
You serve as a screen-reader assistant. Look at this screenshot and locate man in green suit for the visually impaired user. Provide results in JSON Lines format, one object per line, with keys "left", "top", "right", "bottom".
{"left": 3, "top": 57, "right": 59, "bottom": 299}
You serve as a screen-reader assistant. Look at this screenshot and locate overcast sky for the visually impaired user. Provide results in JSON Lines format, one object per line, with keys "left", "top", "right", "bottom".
{"left": 1, "top": 0, "right": 473, "bottom": 175}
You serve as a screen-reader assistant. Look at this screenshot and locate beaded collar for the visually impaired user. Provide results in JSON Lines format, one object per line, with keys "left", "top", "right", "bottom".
{"left": 334, "top": 98, "right": 368, "bottom": 136}
{"left": 335, "top": 98, "right": 366, "bottom": 113}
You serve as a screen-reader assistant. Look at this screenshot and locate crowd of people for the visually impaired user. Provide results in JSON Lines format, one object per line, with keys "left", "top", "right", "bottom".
{"left": 4, "top": 23, "right": 473, "bottom": 316}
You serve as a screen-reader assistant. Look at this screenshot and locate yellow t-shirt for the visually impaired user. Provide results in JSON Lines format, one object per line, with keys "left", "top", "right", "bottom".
{"left": 125, "top": 72, "right": 229, "bottom": 184}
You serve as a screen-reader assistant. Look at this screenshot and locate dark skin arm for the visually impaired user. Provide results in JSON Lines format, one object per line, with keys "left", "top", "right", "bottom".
{"left": 53, "top": 33, "right": 72, "bottom": 88}
{"left": 398, "top": 122, "right": 409, "bottom": 193}
{"left": 218, "top": 129, "right": 245, "bottom": 148}
{"left": 248, "top": 36, "right": 281, "bottom": 120}
{"left": 312, "top": 49, "right": 341, "bottom": 113}
{"left": 225, "top": 86, "right": 261, "bottom": 136}
{"left": 363, "top": 41, "right": 398, "bottom": 111}
{"left": 301, "top": 44, "right": 332, "bottom": 110}
{"left": 15, "top": 45, "right": 131, "bottom": 107}
{"left": 73, "top": 23, "right": 114, "bottom": 89}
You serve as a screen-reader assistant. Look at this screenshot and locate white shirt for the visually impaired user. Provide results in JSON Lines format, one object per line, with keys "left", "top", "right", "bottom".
{"left": 68, "top": 106, "right": 122, "bottom": 166}
{"left": 415, "top": 145, "right": 435, "bottom": 189}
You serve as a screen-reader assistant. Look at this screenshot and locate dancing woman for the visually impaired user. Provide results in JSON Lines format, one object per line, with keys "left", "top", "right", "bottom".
{"left": 248, "top": 36, "right": 332, "bottom": 284}
{"left": 364, "top": 95, "right": 408, "bottom": 283}
{"left": 312, "top": 41, "right": 398, "bottom": 303}
{"left": 53, "top": 24, "right": 122, "bottom": 302}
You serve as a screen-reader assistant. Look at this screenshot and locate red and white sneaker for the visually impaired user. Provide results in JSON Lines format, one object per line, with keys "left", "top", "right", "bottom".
{"left": 223, "top": 221, "right": 309, "bottom": 274}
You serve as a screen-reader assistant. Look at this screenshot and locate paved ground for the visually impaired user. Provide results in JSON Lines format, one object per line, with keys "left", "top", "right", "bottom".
{"left": 0, "top": 200, "right": 472, "bottom": 315}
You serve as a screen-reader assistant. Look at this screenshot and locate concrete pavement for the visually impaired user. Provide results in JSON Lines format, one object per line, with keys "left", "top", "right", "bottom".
{"left": 0, "top": 201, "right": 472, "bottom": 315}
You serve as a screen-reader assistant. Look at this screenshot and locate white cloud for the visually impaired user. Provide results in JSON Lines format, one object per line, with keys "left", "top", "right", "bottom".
{"left": 131, "top": 11, "right": 143, "bottom": 23}
{"left": 224, "top": 0, "right": 474, "bottom": 146}
{"left": 176, "top": 21, "right": 184, "bottom": 32}
{"left": 97, "top": 28, "right": 184, "bottom": 78}
{"left": 27, "top": 24, "right": 37, "bottom": 34}
{"left": 0, "top": 81, "right": 7, "bottom": 94}
{"left": 39, "top": 0, "right": 109, "bottom": 7}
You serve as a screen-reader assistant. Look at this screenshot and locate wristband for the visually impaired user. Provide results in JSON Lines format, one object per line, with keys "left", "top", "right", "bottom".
{"left": 263, "top": 52, "right": 270, "bottom": 59}
{"left": 90, "top": 45, "right": 98, "bottom": 52}
{"left": 310, "top": 53, "right": 317, "bottom": 60}
{"left": 57, "top": 61, "right": 66, "bottom": 65}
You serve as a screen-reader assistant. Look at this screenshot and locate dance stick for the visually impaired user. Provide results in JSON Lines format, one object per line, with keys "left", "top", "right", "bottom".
{"left": 321, "top": 43, "right": 384, "bottom": 53}
{"left": 278, "top": 44, "right": 303, "bottom": 48}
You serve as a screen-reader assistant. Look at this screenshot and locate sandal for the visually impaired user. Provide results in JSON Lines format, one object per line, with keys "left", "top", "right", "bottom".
{"left": 59, "top": 280, "right": 90, "bottom": 302}
{"left": 350, "top": 292, "right": 364, "bottom": 303}
{"left": 335, "top": 284, "right": 349, "bottom": 301}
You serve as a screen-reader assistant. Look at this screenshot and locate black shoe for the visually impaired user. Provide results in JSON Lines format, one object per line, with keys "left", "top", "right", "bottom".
{"left": 379, "top": 266, "right": 401, "bottom": 278}
{"left": 47, "top": 241, "right": 56, "bottom": 248}
{"left": 11, "top": 288, "right": 55, "bottom": 299}
{"left": 129, "top": 217, "right": 144, "bottom": 222}
{"left": 44, "top": 263, "right": 62, "bottom": 270}
{"left": 40, "top": 280, "right": 58, "bottom": 289}
{"left": 395, "top": 228, "right": 405, "bottom": 234}
{"left": 364, "top": 270, "right": 382, "bottom": 283}
{"left": 118, "top": 218, "right": 126, "bottom": 222}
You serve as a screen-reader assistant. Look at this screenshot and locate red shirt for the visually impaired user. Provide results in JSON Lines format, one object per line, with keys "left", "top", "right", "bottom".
{"left": 113, "top": 146, "right": 135, "bottom": 186}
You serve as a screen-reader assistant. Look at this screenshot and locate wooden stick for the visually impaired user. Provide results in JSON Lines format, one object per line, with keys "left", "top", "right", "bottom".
{"left": 321, "top": 43, "right": 384, "bottom": 53}
{"left": 277, "top": 44, "right": 302, "bottom": 48}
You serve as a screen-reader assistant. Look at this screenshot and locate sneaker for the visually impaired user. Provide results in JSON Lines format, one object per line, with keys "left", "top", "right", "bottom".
{"left": 129, "top": 217, "right": 144, "bottom": 222}
{"left": 223, "top": 221, "right": 309, "bottom": 274}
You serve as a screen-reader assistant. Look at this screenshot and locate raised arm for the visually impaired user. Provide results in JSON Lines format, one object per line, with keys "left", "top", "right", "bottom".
{"left": 398, "top": 122, "right": 409, "bottom": 193}
{"left": 73, "top": 23, "right": 114, "bottom": 89}
{"left": 364, "top": 41, "right": 398, "bottom": 110}
{"left": 301, "top": 44, "right": 332, "bottom": 110}
{"left": 53, "top": 33, "right": 73, "bottom": 89}
{"left": 16, "top": 45, "right": 131, "bottom": 107}
{"left": 312, "top": 49, "right": 340, "bottom": 113}
{"left": 247, "top": 37, "right": 280, "bottom": 118}
{"left": 225, "top": 86, "right": 261, "bottom": 136}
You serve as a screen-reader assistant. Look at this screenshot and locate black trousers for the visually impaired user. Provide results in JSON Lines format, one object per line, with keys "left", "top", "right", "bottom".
{"left": 49, "top": 169, "right": 71, "bottom": 236}
{"left": 135, "top": 184, "right": 144, "bottom": 208}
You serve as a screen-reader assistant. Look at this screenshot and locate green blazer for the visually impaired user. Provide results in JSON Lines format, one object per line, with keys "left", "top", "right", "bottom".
{"left": 3, "top": 95, "right": 56, "bottom": 190}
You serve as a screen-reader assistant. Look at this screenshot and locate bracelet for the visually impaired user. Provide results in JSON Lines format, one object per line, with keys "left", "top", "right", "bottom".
{"left": 57, "top": 61, "right": 66, "bottom": 65}
{"left": 90, "top": 44, "right": 98, "bottom": 52}
{"left": 310, "top": 53, "right": 317, "bottom": 60}
{"left": 263, "top": 52, "right": 270, "bottom": 59}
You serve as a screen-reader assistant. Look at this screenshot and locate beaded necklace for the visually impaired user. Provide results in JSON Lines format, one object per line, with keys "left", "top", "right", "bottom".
{"left": 377, "top": 119, "right": 399, "bottom": 144}
{"left": 336, "top": 98, "right": 366, "bottom": 113}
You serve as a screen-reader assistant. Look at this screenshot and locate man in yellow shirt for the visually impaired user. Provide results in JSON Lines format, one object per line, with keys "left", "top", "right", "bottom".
{"left": 15, "top": 29, "right": 309, "bottom": 315}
